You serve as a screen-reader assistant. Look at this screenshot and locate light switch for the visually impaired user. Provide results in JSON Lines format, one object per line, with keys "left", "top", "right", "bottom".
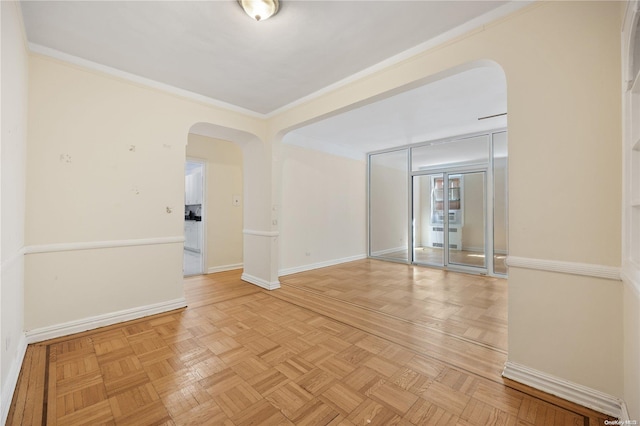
{"left": 232, "top": 195, "right": 241, "bottom": 206}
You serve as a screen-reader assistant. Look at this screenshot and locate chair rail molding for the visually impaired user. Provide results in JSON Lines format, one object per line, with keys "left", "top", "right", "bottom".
{"left": 506, "top": 256, "right": 621, "bottom": 281}
{"left": 24, "top": 236, "right": 185, "bottom": 255}
{"left": 242, "top": 229, "right": 279, "bottom": 237}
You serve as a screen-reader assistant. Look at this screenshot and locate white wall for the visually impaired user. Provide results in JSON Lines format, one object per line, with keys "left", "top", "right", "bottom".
{"left": 279, "top": 144, "right": 366, "bottom": 274}
{"left": 186, "top": 134, "right": 243, "bottom": 273}
{"left": 0, "top": 1, "right": 28, "bottom": 421}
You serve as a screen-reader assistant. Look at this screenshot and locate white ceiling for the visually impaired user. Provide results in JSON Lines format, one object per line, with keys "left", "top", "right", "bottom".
{"left": 20, "top": 0, "right": 513, "bottom": 156}
{"left": 284, "top": 66, "right": 507, "bottom": 159}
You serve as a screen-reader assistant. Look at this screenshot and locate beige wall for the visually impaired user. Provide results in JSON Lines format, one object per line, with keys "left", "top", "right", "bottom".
{"left": 5, "top": 0, "right": 629, "bottom": 416}
{"left": 368, "top": 155, "right": 408, "bottom": 257}
{"left": 1, "top": 2, "right": 28, "bottom": 421}
{"left": 270, "top": 1, "right": 624, "bottom": 400}
{"left": 186, "top": 134, "right": 243, "bottom": 272}
{"left": 493, "top": 156, "right": 508, "bottom": 253}
{"left": 280, "top": 144, "right": 365, "bottom": 272}
{"left": 25, "top": 54, "right": 269, "bottom": 331}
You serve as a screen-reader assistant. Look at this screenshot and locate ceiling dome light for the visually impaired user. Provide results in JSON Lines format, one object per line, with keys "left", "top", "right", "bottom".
{"left": 238, "top": 0, "right": 279, "bottom": 21}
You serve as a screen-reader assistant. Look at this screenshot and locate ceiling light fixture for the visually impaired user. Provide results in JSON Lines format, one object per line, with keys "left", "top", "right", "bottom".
{"left": 238, "top": 0, "right": 279, "bottom": 21}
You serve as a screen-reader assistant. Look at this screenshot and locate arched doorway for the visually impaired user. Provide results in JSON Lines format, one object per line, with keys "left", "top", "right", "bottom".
{"left": 186, "top": 123, "right": 279, "bottom": 288}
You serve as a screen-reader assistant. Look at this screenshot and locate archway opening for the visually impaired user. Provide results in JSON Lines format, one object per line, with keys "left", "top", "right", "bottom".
{"left": 184, "top": 123, "right": 263, "bottom": 281}
{"left": 277, "top": 61, "right": 508, "bottom": 353}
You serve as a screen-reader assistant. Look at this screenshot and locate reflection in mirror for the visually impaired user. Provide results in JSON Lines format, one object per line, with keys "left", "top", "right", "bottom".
{"left": 411, "top": 135, "right": 489, "bottom": 171}
{"left": 369, "top": 149, "right": 409, "bottom": 262}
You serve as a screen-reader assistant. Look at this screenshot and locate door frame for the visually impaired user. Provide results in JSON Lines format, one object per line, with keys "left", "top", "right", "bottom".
{"left": 185, "top": 157, "right": 207, "bottom": 276}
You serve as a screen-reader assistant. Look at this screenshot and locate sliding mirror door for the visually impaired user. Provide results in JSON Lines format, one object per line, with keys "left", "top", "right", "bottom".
{"left": 368, "top": 131, "right": 507, "bottom": 276}
{"left": 447, "top": 171, "right": 486, "bottom": 270}
{"left": 369, "top": 149, "right": 409, "bottom": 262}
{"left": 411, "top": 135, "right": 489, "bottom": 274}
{"left": 413, "top": 173, "right": 444, "bottom": 266}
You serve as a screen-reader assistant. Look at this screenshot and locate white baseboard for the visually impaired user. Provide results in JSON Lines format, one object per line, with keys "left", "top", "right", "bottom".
{"left": 370, "top": 247, "right": 405, "bottom": 257}
{"left": 207, "top": 263, "right": 243, "bottom": 274}
{"left": 241, "top": 273, "right": 280, "bottom": 290}
{"left": 620, "top": 401, "right": 631, "bottom": 422}
{"left": 502, "top": 361, "right": 625, "bottom": 419}
{"left": 1, "top": 333, "right": 27, "bottom": 425}
{"left": 279, "top": 254, "right": 367, "bottom": 276}
{"left": 25, "top": 298, "right": 187, "bottom": 344}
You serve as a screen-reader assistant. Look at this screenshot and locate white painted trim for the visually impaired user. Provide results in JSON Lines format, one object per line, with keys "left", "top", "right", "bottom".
{"left": 267, "top": 1, "right": 535, "bottom": 118}
{"left": 502, "top": 361, "right": 625, "bottom": 419}
{"left": 241, "top": 273, "right": 280, "bottom": 290}
{"left": 207, "top": 263, "right": 243, "bottom": 274}
{"left": 1, "top": 334, "right": 28, "bottom": 426}
{"left": 620, "top": 401, "right": 631, "bottom": 422}
{"left": 370, "top": 246, "right": 406, "bottom": 257}
{"left": 506, "top": 256, "right": 621, "bottom": 281}
{"left": 279, "top": 254, "right": 367, "bottom": 276}
{"left": 243, "top": 229, "right": 279, "bottom": 237}
{"left": 0, "top": 247, "right": 25, "bottom": 272}
{"left": 24, "top": 236, "right": 185, "bottom": 255}
{"left": 25, "top": 298, "right": 187, "bottom": 344}
{"left": 621, "top": 262, "right": 640, "bottom": 298}
{"left": 27, "top": 3, "right": 533, "bottom": 119}
{"left": 28, "top": 43, "right": 263, "bottom": 119}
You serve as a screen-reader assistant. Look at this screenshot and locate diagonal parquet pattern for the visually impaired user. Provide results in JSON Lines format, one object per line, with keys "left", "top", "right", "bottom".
{"left": 8, "top": 260, "right": 612, "bottom": 425}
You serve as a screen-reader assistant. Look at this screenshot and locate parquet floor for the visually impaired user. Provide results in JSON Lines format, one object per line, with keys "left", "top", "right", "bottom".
{"left": 8, "top": 259, "right": 612, "bottom": 425}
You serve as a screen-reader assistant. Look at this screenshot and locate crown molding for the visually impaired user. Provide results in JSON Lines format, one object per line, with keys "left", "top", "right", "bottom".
{"left": 28, "top": 43, "right": 264, "bottom": 119}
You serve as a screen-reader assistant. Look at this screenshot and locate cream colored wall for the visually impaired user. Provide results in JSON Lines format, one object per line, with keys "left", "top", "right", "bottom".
{"left": 25, "top": 54, "right": 268, "bottom": 331}
{"left": 186, "top": 134, "right": 243, "bottom": 272}
{"left": 280, "top": 144, "right": 365, "bottom": 272}
{"left": 509, "top": 268, "right": 623, "bottom": 396}
{"left": 15, "top": 0, "right": 628, "bottom": 411}
{"left": 493, "top": 157, "right": 508, "bottom": 253}
{"left": 270, "top": 1, "right": 624, "bottom": 400}
{"left": 1, "top": 2, "right": 28, "bottom": 421}
{"left": 369, "top": 162, "right": 408, "bottom": 256}
{"left": 623, "top": 283, "right": 640, "bottom": 419}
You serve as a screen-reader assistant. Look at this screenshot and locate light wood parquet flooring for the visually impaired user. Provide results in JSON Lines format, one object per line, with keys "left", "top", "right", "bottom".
{"left": 279, "top": 260, "right": 507, "bottom": 352}
{"left": 8, "top": 259, "right": 613, "bottom": 425}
